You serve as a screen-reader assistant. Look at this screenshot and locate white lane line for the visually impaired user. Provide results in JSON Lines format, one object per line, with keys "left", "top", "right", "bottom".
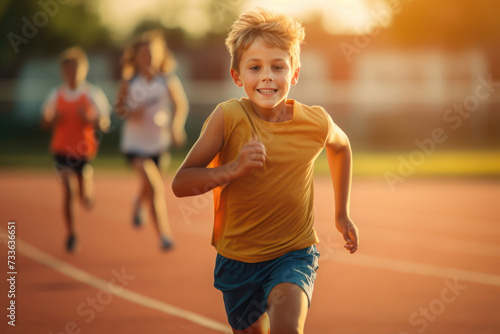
{"left": 0, "top": 230, "right": 232, "bottom": 334}
{"left": 326, "top": 252, "right": 500, "bottom": 287}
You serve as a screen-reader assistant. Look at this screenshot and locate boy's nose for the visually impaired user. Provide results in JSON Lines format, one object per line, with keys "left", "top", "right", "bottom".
{"left": 261, "top": 67, "right": 274, "bottom": 82}
{"left": 261, "top": 73, "right": 274, "bottom": 82}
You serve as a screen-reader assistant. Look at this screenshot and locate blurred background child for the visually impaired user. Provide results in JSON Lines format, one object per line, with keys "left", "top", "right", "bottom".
{"left": 115, "top": 30, "right": 189, "bottom": 251}
{"left": 41, "top": 46, "right": 111, "bottom": 253}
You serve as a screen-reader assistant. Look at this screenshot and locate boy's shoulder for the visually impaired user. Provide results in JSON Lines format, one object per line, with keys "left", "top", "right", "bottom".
{"left": 219, "top": 97, "right": 243, "bottom": 105}
{"left": 218, "top": 97, "right": 243, "bottom": 109}
{"left": 83, "top": 82, "right": 106, "bottom": 96}
{"left": 294, "top": 99, "right": 326, "bottom": 111}
{"left": 297, "top": 100, "right": 333, "bottom": 119}
{"left": 216, "top": 98, "right": 248, "bottom": 117}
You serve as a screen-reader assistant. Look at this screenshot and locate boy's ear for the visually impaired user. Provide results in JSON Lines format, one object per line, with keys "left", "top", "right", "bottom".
{"left": 230, "top": 69, "right": 243, "bottom": 87}
{"left": 291, "top": 67, "right": 300, "bottom": 86}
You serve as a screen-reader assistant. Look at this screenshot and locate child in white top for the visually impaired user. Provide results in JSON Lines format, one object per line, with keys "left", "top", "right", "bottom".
{"left": 115, "top": 30, "right": 189, "bottom": 250}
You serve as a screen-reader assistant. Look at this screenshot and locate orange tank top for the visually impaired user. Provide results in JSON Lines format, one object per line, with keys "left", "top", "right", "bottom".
{"left": 205, "top": 98, "right": 333, "bottom": 263}
{"left": 50, "top": 89, "right": 97, "bottom": 159}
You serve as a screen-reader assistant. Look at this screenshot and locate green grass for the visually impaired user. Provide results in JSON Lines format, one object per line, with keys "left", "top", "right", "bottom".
{"left": 1, "top": 150, "right": 500, "bottom": 177}
{"left": 315, "top": 150, "right": 500, "bottom": 177}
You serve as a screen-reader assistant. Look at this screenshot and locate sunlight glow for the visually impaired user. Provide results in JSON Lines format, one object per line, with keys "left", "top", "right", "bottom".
{"left": 96, "top": 0, "right": 163, "bottom": 40}
{"left": 95, "top": 0, "right": 213, "bottom": 40}
{"left": 243, "top": 0, "right": 387, "bottom": 35}
{"left": 95, "top": 0, "right": 392, "bottom": 40}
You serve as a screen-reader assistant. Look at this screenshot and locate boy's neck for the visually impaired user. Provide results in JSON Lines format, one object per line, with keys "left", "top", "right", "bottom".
{"left": 66, "top": 81, "right": 83, "bottom": 90}
{"left": 249, "top": 99, "right": 293, "bottom": 123}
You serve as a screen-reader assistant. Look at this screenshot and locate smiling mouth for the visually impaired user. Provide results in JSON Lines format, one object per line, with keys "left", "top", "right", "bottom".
{"left": 257, "top": 89, "right": 277, "bottom": 95}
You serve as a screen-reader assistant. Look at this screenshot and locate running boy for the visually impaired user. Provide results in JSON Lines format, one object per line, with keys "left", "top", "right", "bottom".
{"left": 41, "top": 46, "right": 111, "bottom": 253}
{"left": 172, "top": 8, "right": 359, "bottom": 333}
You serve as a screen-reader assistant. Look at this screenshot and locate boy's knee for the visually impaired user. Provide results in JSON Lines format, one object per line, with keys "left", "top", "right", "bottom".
{"left": 269, "top": 313, "right": 303, "bottom": 334}
{"left": 270, "top": 325, "right": 301, "bottom": 334}
{"left": 132, "top": 159, "right": 147, "bottom": 173}
{"left": 149, "top": 182, "right": 163, "bottom": 197}
{"left": 62, "top": 174, "right": 76, "bottom": 189}
{"left": 143, "top": 177, "right": 164, "bottom": 200}
{"left": 267, "top": 284, "right": 307, "bottom": 334}
{"left": 143, "top": 162, "right": 164, "bottom": 190}
{"left": 82, "top": 163, "right": 94, "bottom": 178}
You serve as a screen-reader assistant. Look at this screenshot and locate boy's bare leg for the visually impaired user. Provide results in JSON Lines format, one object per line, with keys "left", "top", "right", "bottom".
{"left": 132, "top": 180, "right": 148, "bottom": 227}
{"left": 133, "top": 158, "right": 174, "bottom": 249}
{"left": 62, "top": 171, "right": 79, "bottom": 252}
{"left": 232, "top": 313, "right": 270, "bottom": 334}
{"left": 267, "top": 283, "right": 309, "bottom": 334}
{"left": 143, "top": 159, "right": 173, "bottom": 237}
{"left": 79, "top": 163, "right": 95, "bottom": 209}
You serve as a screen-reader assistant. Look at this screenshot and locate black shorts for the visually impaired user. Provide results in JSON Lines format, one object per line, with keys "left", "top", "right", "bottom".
{"left": 53, "top": 154, "right": 89, "bottom": 175}
{"left": 125, "top": 153, "right": 160, "bottom": 168}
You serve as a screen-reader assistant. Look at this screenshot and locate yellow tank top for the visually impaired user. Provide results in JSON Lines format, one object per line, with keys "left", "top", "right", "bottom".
{"left": 206, "top": 97, "right": 333, "bottom": 262}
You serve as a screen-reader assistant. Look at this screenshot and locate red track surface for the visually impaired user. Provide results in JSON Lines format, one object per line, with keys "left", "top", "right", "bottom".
{"left": 1, "top": 170, "right": 499, "bottom": 333}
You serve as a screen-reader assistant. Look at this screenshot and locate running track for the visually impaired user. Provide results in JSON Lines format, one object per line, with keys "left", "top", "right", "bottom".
{"left": 0, "top": 170, "right": 499, "bottom": 333}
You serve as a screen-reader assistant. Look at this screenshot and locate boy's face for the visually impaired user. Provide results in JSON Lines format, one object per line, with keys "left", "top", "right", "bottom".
{"left": 231, "top": 38, "right": 300, "bottom": 112}
{"left": 61, "top": 59, "right": 86, "bottom": 89}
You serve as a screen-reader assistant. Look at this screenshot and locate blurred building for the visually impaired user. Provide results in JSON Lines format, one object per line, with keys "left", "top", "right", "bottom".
{"left": 4, "top": 0, "right": 500, "bottom": 150}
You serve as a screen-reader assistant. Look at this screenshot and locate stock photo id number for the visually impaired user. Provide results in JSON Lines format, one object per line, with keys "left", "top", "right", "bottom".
{"left": 6, "top": 221, "right": 17, "bottom": 327}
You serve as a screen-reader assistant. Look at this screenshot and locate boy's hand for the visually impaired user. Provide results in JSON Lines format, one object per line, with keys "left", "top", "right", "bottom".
{"left": 335, "top": 216, "right": 359, "bottom": 254}
{"left": 234, "top": 135, "right": 266, "bottom": 178}
{"left": 77, "top": 105, "right": 98, "bottom": 123}
{"left": 41, "top": 108, "right": 59, "bottom": 129}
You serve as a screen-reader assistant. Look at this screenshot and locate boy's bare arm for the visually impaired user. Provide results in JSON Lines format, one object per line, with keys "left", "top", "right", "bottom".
{"left": 325, "top": 115, "right": 359, "bottom": 254}
{"left": 167, "top": 75, "right": 189, "bottom": 147}
{"left": 97, "top": 114, "right": 111, "bottom": 132}
{"left": 172, "top": 106, "right": 266, "bottom": 197}
{"left": 41, "top": 105, "right": 57, "bottom": 129}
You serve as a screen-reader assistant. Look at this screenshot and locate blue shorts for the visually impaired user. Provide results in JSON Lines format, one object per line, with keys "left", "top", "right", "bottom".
{"left": 214, "top": 245, "right": 320, "bottom": 331}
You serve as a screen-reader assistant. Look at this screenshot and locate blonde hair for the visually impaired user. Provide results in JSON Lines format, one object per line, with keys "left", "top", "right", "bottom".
{"left": 58, "top": 46, "right": 89, "bottom": 81}
{"left": 121, "top": 30, "right": 176, "bottom": 80}
{"left": 225, "top": 8, "right": 305, "bottom": 72}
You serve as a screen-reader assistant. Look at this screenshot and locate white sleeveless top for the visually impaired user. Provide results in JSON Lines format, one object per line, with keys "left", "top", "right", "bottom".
{"left": 120, "top": 73, "right": 172, "bottom": 155}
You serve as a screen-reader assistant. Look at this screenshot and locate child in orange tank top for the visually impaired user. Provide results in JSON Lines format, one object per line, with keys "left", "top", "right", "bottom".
{"left": 41, "top": 47, "right": 110, "bottom": 253}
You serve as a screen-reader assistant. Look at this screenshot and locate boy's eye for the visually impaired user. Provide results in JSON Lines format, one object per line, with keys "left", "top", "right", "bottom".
{"left": 250, "top": 66, "right": 260, "bottom": 71}
{"left": 273, "top": 66, "right": 284, "bottom": 70}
